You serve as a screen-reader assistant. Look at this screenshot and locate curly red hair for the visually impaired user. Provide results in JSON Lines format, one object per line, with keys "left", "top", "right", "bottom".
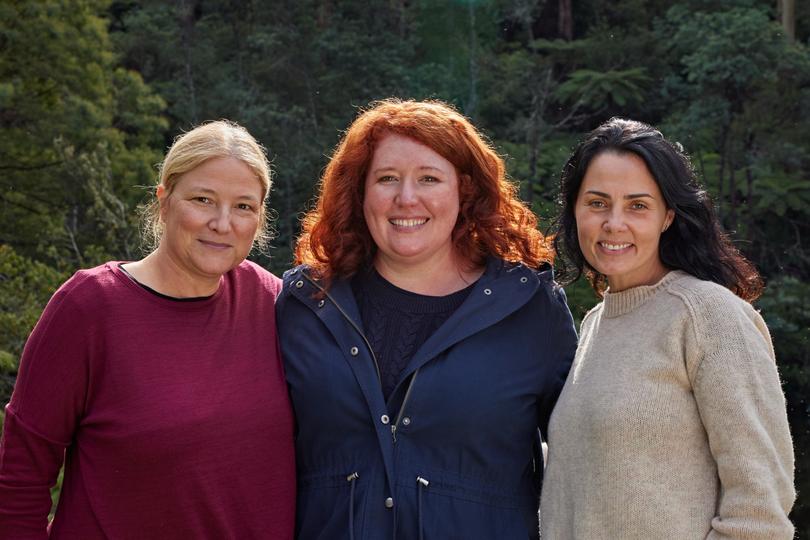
{"left": 296, "top": 98, "right": 552, "bottom": 285}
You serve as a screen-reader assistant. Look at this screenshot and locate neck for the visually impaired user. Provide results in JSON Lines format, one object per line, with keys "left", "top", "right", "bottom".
{"left": 123, "top": 249, "right": 221, "bottom": 298}
{"left": 607, "top": 263, "right": 670, "bottom": 293}
{"left": 373, "top": 252, "right": 483, "bottom": 296}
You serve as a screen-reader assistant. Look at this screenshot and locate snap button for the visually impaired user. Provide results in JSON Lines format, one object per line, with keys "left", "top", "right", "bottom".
{"left": 520, "top": 276, "right": 528, "bottom": 283}
{"left": 295, "top": 280, "right": 304, "bottom": 288}
{"left": 317, "top": 299, "right": 325, "bottom": 308}
{"left": 350, "top": 346, "right": 359, "bottom": 356}
{"left": 402, "top": 416, "right": 411, "bottom": 426}
{"left": 484, "top": 288, "right": 492, "bottom": 295}
{"left": 380, "top": 414, "right": 390, "bottom": 425}
{"left": 384, "top": 497, "right": 394, "bottom": 508}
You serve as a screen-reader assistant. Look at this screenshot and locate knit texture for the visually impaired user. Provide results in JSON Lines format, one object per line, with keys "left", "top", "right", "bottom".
{"left": 352, "top": 268, "right": 472, "bottom": 400}
{"left": 0, "top": 261, "right": 296, "bottom": 539}
{"left": 540, "top": 271, "right": 795, "bottom": 539}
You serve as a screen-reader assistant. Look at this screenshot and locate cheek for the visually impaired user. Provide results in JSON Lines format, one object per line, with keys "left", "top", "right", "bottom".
{"left": 362, "top": 189, "right": 386, "bottom": 223}
{"left": 573, "top": 210, "right": 595, "bottom": 243}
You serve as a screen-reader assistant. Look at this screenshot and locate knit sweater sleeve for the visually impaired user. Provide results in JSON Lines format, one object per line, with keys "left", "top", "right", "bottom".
{"left": 679, "top": 285, "right": 795, "bottom": 539}
{"left": 0, "top": 276, "right": 93, "bottom": 539}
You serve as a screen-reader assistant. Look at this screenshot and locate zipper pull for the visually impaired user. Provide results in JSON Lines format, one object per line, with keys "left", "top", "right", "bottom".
{"left": 391, "top": 424, "right": 397, "bottom": 443}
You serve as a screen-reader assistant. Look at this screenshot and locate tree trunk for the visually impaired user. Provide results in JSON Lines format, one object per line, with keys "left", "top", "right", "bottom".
{"left": 177, "top": 0, "right": 200, "bottom": 123}
{"left": 558, "top": 0, "right": 573, "bottom": 40}
{"left": 778, "top": 0, "right": 796, "bottom": 41}
{"left": 466, "top": 1, "right": 478, "bottom": 118}
{"left": 716, "top": 125, "right": 728, "bottom": 223}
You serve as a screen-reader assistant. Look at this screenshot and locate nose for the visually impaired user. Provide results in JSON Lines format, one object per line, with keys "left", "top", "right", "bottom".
{"left": 602, "top": 208, "right": 627, "bottom": 233}
{"left": 395, "top": 178, "right": 418, "bottom": 206}
{"left": 209, "top": 207, "right": 232, "bottom": 233}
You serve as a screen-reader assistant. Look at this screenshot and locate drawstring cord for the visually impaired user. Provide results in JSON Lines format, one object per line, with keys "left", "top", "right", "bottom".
{"left": 347, "top": 472, "right": 359, "bottom": 540}
{"left": 416, "top": 476, "right": 430, "bottom": 540}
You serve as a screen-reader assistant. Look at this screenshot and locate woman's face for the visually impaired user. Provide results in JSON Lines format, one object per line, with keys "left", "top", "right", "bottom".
{"left": 158, "top": 156, "right": 263, "bottom": 285}
{"left": 574, "top": 151, "right": 674, "bottom": 292}
{"left": 363, "top": 133, "right": 460, "bottom": 273}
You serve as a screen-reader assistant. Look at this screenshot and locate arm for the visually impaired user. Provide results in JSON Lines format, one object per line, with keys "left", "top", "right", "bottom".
{"left": 690, "top": 297, "right": 795, "bottom": 539}
{"left": 537, "top": 284, "right": 578, "bottom": 442}
{"left": 0, "top": 280, "right": 91, "bottom": 539}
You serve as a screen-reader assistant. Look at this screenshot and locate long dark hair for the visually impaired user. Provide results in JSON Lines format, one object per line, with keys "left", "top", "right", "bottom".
{"left": 552, "top": 117, "right": 763, "bottom": 301}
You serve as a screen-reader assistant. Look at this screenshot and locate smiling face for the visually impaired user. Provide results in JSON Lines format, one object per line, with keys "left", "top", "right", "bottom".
{"left": 363, "top": 133, "right": 461, "bottom": 274}
{"left": 158, "top": 156, "right": 264, "bottom": 287}
{"left": 574, "top": 151, "right": 674, "bottom": 292}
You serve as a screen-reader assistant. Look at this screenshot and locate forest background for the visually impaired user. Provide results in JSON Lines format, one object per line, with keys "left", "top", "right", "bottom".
{"left": 1, "top": 0, "right": 809, "bottom": 534}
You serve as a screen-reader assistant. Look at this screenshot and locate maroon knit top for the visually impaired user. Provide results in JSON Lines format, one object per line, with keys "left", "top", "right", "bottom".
{"left": 0, "top": 261, "right": 295, "bottom": 539}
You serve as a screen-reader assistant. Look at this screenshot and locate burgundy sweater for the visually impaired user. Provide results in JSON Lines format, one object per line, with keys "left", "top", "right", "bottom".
{"left": 0, "top": 261, "right": 295, "bottom": 539}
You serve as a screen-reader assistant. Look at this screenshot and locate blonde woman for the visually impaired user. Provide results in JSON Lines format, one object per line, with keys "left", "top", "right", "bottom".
{"left": 0, "top": 121, "right": 295, "bottom": 539}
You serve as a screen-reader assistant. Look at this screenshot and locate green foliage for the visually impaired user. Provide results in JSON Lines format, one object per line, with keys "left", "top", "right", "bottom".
{"left": 757, "top": 277, "right": 810, "bottom": 527}
{"left": 555, "top": 68, "right": 650, "bottom": 108}
{"left": 0, "top": 0, "right": 167, "bottom": 269}
{"left": 0, "top": 244, "right": 67, "bottom": 402}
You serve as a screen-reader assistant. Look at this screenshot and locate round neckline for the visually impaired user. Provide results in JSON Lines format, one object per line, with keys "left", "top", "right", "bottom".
{"left": 601, "top": 270, "right": 687, "bottom": 318}
{"left": 109, "top": 262, "right": 225, "bottom": 310}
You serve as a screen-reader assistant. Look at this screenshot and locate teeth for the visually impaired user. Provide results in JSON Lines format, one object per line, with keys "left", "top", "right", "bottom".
{"left": 390, "top": 218, "right": 428, "bottom": 227}
{"left": 601, "top": 242, "right": 631, "bottom": 251}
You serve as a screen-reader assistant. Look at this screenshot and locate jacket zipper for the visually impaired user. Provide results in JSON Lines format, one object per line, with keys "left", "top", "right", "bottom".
{"left": 302, "top": 274, "right": 420, "bottom": 444}
{"left": 391, "top": 369, "right": 419, "bottom": 443}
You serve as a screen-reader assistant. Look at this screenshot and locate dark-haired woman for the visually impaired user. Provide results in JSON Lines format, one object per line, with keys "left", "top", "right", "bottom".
{"left": 540, "top": 118, "right": 795, "bottom": 539}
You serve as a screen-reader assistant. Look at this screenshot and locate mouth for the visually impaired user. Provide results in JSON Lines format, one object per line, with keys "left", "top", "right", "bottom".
{"left": 389, "top": 218, "right": 429, "bottom": 229}
{"left": 199, "top": 239, "right": 232, "bottom": 249}
{"left": 599, "top": 241, "right": 632, "bottom": 252}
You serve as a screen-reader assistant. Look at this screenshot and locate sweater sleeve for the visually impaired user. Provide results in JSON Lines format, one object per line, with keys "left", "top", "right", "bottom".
{"left": 687, "top": 293, "right": 795, "bottom": 540}
{"left": 0, "top": 279, "right": 92, "bottom": 539}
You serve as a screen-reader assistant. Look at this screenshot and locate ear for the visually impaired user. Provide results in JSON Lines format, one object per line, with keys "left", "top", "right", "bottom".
{"left": 662, "top": 209, "right": 675, "bottom": 232}
{"left": 156, "top": 184, "right": 169, "bottom": 222}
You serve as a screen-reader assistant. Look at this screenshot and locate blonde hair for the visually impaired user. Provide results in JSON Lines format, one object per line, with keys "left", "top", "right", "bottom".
{"left": 142, "top": 120, "right": 272, "bottom": 253}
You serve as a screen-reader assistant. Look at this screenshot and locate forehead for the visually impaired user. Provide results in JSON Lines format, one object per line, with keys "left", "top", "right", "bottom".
{"left": 369, "top": 133, "right": 453, "bottom": 170}
{"left": 580, "top": 151, "right": 661, "bottom": 195}
{"left": 174, "top": 157, "right": 263, "bottom": 196}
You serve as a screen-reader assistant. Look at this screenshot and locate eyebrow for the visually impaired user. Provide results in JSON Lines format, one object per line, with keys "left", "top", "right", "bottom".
{"left": 371, "top": 165, "right": 447, "bottom": 175}
{"left": 191, "top": 187, "right": 260, "bottom": 201}
{"left": 584, "top": 190, "right": 655, "bottom": 199}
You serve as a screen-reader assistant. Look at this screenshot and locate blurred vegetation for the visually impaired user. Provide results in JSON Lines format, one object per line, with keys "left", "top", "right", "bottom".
{"left": 1, "top": 0, "right": 808, "bottom": 533}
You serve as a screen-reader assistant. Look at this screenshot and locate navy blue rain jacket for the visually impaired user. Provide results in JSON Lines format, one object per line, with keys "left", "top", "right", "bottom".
{"left": 276, "top": 258, "right": 577, "bottom": 540}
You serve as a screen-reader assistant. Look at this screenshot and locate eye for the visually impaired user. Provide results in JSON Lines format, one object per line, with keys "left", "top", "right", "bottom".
{"left": 630, "top": 201, "right": 648, "bottom": 210}
{"left": 236, "top": 203, "right": 256, "bottom": 212}
{"left": 378, "top": 175, "right": 398, "bottom": 184}
{"left": 421, "top": 175, "right": 440, "bottom": 184}
{"left": 586, "top": 199, "right": 607, "bottom": 209}
{"left": 194, "top": 196, "right": 212, "bottom": 204}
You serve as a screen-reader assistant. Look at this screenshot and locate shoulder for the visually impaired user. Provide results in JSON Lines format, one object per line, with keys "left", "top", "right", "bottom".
{"left": 494, "top": 259, "right": 572, "bottom": 318}
{"left": 666, "top": 271, "right": 761, "bottom": 325}
{"left": 229, "top": 259, "right": 282, "bottom": 296}
{"left": 52, "top": 262, "right": 123, "bottom": 311}
{"left": 664, "top": 271, "right": 771, "bottom": 354}
{"left": 579, "top": 301, "right": 605, "bottom": 335}
{"left": 28, "top": 262, "right": 121, "bottom": 340}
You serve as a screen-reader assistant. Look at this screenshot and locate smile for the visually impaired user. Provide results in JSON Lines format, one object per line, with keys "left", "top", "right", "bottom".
{"left": 599, "top": 242, "right": 632, "bottom": 251}
{"left": 199, "top": 239, "right": 232, "bottom": 249}
{"left": 390, "top": 218, "right": 428, "bottom": 228}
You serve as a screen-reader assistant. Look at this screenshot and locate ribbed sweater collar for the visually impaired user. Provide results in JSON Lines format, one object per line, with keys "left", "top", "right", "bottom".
{"left": 601, "top": 270, "right": 687, "bottom": 318}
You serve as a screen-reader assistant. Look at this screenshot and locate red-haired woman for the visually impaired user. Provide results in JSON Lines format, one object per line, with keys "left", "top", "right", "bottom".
{"left": 276, "top": 99, "right": 577, "bottom": 539}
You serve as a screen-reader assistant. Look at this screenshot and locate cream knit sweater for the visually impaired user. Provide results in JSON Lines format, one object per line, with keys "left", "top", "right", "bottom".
{"left": 540, "top": 271, "right": 795, "bottom": 539}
